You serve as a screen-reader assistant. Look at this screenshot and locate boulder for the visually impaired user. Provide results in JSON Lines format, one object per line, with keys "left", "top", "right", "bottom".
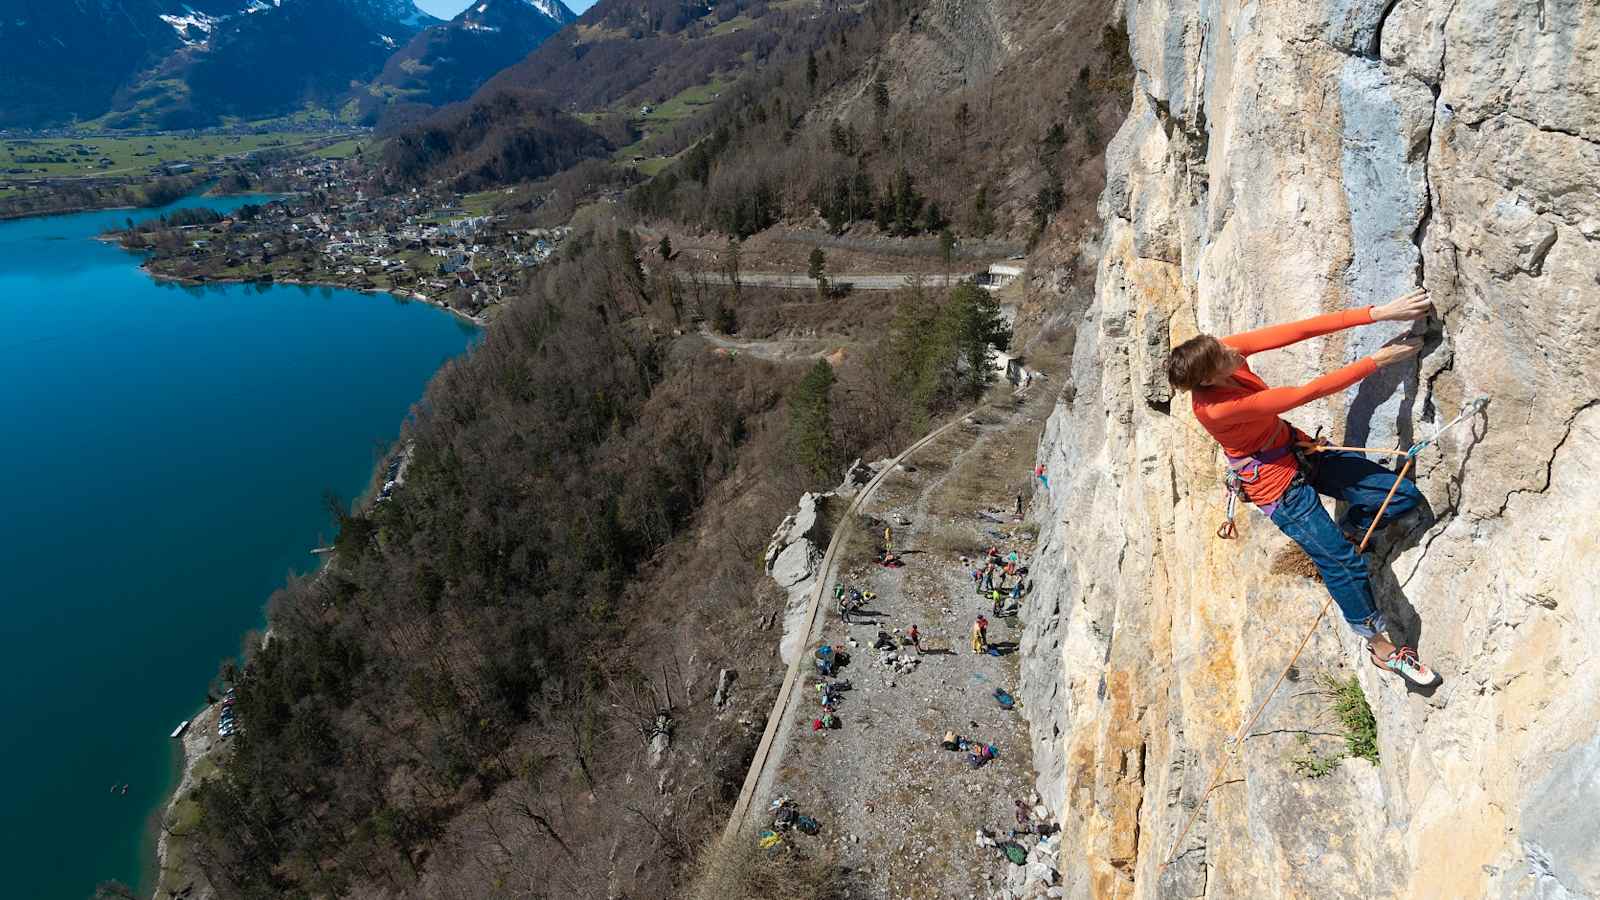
{"left": 713, "top": 668, "right": 737, "bottom": 709}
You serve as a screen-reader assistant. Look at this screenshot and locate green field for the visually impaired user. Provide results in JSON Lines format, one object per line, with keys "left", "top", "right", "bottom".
{"left": 611, "top": 77, "right": 732, "bottom": 170}
{"left": 0, "top": 132, "right": 354, "bottom": 183}
{"left": 640, "top": 78, "right": 731, "bottom": 125}
{"left": 314, "top": 138, "right": 376, "bottom": 160}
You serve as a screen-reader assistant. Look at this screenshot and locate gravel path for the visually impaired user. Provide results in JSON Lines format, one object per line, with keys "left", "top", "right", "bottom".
{"left": 757, "top": 388, "right": 1053, "bottom": 899}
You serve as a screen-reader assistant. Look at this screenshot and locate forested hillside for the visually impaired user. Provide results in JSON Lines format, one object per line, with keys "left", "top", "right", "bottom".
{"left": 182, "top": 226, "right": 1022, "bottom": 899}
{"left": 381, "top": 0, "right": 867, "bottom": 187}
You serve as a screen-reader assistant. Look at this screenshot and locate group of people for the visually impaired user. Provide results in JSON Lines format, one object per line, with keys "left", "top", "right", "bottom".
{"left": 941, "top": 730, "right": 999, "bottom": 768}
{"left": 834, "top": 583, "right": 874, "bottom": 624}
{"left": 966, "top": 545, "right": 1029, "bottom": 617}
{"left": 835, "top": 582, "right": 924, "bottom": 652}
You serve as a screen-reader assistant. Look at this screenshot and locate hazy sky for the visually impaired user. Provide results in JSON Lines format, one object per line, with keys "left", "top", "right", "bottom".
{"left": 414, "top": 0, "right": 598, "bottom": 18}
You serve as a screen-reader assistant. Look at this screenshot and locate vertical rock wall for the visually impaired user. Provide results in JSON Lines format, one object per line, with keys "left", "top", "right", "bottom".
{"left": 1019, "top": 2, "right": 1599, "bottom": 898}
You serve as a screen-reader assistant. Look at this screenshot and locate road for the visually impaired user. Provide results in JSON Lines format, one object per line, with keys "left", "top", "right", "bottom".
{"left": 680, "top": 271, "right": 971, "bottom": 291}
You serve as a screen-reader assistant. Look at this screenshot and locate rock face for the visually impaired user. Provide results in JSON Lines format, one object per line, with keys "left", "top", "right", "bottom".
{"left": 765, "top": 491, "right": 831, "bottom": 663}
{"left": 1019, "top": 2, "right": 1599, "bottom": 899}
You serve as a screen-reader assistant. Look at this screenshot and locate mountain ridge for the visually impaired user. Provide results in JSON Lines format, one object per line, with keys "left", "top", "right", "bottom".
{"left": 360, "top": 0, "right": 577, "bottom": 121}
{"left": 0, "top": 0, "right": 441, "bottom": 129}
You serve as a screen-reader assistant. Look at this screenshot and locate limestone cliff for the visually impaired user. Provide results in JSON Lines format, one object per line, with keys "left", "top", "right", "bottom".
{"left": 1018, "top": 2, "right": 1599, "bottom": 898}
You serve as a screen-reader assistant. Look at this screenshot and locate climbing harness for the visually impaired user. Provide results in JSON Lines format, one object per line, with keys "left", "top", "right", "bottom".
{"left": 1216, "top": 425, "right": 1316, "bottom": 539}
{"left": 1166, "top": 397, "right": 1487, "bottom": 871}
{"left": 1212, "top": 397, "right": 1489, "bottom": 540}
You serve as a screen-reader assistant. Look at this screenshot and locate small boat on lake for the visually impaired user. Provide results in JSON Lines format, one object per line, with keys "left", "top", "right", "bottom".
{"left": 170, "top": 719, "right": 190, "bottom": 739}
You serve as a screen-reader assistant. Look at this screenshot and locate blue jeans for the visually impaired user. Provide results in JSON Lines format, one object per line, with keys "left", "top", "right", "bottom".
{"left": 1268, "top": 451, "right": 1423, "bottom": 639}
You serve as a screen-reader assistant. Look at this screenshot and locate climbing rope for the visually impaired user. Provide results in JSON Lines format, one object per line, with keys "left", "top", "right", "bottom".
{"left": 1161, "top": 397, "right": 1487, "bottom": 870}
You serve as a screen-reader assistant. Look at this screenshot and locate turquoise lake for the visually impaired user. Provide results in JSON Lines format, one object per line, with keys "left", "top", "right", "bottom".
{"left": 0, "top": 197, "right": 479, "bottom": 898}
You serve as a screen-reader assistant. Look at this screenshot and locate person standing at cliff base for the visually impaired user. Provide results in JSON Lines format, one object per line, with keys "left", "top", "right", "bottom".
{"left": 1165, "top": 288, "right": 1440, "bottom": 688}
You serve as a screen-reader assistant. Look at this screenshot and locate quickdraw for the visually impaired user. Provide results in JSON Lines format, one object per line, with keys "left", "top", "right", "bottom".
{"left": 1217, "top": 474, "right": 1242, "bottom": 539}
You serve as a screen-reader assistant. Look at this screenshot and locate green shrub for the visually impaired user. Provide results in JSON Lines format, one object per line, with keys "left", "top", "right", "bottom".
{"left": 1327, "top": 674, "right": 1379, "bottom": 764}
{"left": 1290, "top": 674, "right": 1379, "bottom": 778}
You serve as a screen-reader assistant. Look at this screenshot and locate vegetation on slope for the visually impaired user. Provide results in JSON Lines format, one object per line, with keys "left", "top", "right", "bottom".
{"left": 180, "top": 215, "right": 1009, "bottom": 895}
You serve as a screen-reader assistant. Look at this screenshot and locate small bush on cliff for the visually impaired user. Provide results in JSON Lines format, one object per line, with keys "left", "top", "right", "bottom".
{"left": 1328, "top": 674, "right": 1379, "bottom": 764}
{"left": 1290, "top": 674, "right": 1379, "bottom": 777}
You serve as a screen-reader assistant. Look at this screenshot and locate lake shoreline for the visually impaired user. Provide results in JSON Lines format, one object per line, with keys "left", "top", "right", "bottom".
{"left": 148, "top": 703, "right": 223, "bottom": 900}
{"left": 140, "top": 261, "right": 480, "bottom": 897}
{"left": 137, "top": 266, "right": 493, "bottom": 328}
{"left": 0, "top": 192, "right": 479, "bottom": 900}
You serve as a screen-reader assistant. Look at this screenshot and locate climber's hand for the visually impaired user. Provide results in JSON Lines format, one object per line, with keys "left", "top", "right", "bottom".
{"left": 1373, "top": 288, "right": 1432, "bottom": 322}
{"left": 1372, "top": 337, "right": 1423, "bottom": 368}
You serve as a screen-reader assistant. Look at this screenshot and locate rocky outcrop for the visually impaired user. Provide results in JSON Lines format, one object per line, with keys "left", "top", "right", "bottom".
{"left": 1019, "top": 2, "right": 1598, "bottom": 899}
{"left": 765, "top": 490, "right": 830, "bottom": 664}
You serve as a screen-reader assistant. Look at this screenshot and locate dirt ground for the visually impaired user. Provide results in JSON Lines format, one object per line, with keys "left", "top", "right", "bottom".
{"left": 759, "top": 385, "right": 1054, "bottom": 899}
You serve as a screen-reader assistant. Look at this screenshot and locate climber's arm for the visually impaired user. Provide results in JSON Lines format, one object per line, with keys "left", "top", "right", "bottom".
{"left": 1203, "top": 358, "right": 1378, "bottom": 424}
{"left": 1221, "top": 307, "right": 1375, "bottom": 357}
{"left": 1221, "top": 289, "right": 1431, "bottom": 357}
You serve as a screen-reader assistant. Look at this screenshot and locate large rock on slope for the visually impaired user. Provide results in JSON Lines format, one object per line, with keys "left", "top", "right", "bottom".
{"left": 1018, "top": 2, "right": 1598, "bottom": 898}
{"left": 765, "top": 491, "right": 831, "bottom": 664}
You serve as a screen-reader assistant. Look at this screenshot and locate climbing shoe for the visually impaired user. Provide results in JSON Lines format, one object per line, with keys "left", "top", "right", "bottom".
{"left": 1370, "top": 645, "right": 1439, "bottom": 687}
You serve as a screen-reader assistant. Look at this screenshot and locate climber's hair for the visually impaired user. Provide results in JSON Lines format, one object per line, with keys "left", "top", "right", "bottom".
{"left": 1167, "top": 335, "right": 1242, "bottom": 392}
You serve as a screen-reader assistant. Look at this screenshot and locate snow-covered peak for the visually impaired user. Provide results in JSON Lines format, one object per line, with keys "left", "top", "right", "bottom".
{"left": 533, "top": 0, "right": 577, "bottom": 23}
{"left": 518, "top": 0, "right": 577, "bottom": 24}
{"left": 455, "top": 0, "right": 574, "bottom": 28}
{"left": 160, "top": 11, "right": 219, "bottom": 44}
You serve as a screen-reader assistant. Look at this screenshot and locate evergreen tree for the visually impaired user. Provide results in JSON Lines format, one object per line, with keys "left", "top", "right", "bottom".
{"left": 891, "top": 167, "right": 924, "bottom": 235}
{"left": 850, "top": 170, "right": 873, "bottom": 222}
{"left": 808, "top": 247, "right": 829, "bottom": 298}
{"left": 873, "top": 68, "right": 891, "bottom": 120}
{"left": 722, "top": 237, "right": 742, "bottom": 303}
{"left": 823, "top": 175, "right": 852, "bottom": 232}
{"left": 787, "top": 359, "right": 837, "bottom": 480}
{"left": 806, "top": 51, "right": 819, "bottom": 92}
{"left": 944, "top": 282, "right": 1012, "bottom": 397}
{"left": 830, "top": 120, "right": 850, "bottom": 155}
{"left": 972, "top": 184, "right": 996, "bottom": 237}
{"left": 658, "top": 234, "right": 673, "bottom": 261}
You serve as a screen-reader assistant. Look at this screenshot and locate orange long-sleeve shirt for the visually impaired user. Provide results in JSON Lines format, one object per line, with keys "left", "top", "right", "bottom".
{"left": 1192, "top": 307, "right": 1378, "bottom": 504}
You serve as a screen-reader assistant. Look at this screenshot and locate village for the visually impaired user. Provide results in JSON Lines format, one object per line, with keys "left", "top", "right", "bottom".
{"left": 115, "top": 155, "right": 569, "bottom": 321}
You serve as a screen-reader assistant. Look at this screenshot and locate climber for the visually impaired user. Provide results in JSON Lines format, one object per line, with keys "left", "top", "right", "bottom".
{"left": 1165, "top": 288, "right": 1439, "bottom": 688}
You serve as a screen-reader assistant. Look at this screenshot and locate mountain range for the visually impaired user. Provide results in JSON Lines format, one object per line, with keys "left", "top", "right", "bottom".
{"left": 361, "top": 0, "right": 577, "bottom": 121}
{"left": 0, "top": 0, "right": 574, "bottom": 130}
